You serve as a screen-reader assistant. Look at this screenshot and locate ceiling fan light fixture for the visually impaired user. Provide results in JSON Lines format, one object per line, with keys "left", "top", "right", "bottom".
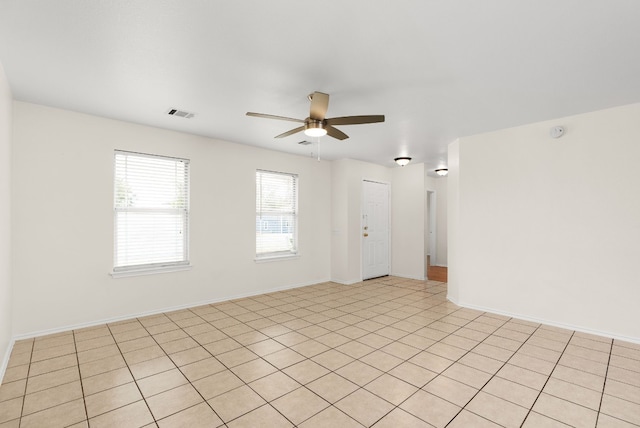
{"left": 435, "top": 168, "right": 448, "bottom": 176}
{"left": 304, "top": 120, "right": 327, "bottom": 137}
{"left": 394, "top": 157, "right": 412, "bottom": 166}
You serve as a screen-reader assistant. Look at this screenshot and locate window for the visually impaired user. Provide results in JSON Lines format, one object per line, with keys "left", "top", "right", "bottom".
{"left": 113, "top": 150, "right": 190, "bottom": 275}
{"left": 256, "top": 170, "right": 298, "bottom": 259}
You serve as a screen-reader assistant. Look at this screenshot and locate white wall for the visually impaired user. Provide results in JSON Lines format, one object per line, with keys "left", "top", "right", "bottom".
{"left": 331, "top": 159, "right": 390, "bottom": 284}
{"left": 434, "top": 177, "right": 448, "bottom": 266}
{"left": 391, "top": 163, "right": 425, "bottom": 280}
{"left": 0, "top": 62, "right": 13, "bottom": 380}
{"left": 449, "top": 104, "right": 640, "bottom": 342}
{"left": 12, "top": 102, "right": 332, "bottom": 336}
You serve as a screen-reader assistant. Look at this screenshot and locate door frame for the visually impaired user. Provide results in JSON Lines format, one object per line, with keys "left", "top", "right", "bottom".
{"left": 361, "top": 179, "right": 391, "bottom": 281}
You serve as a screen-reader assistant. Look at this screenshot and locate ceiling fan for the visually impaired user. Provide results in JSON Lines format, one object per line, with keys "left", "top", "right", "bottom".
{"left": 246, "top": 91, "right": 385, "bottom": 140}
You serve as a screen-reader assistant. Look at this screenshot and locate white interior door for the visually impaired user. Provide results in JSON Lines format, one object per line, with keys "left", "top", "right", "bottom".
{"left": 362, "top": 180, "right": 389, "bottom": 280}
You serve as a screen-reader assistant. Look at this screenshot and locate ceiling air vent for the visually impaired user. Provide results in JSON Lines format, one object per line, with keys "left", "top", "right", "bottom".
{"left": 167, "top": 108, "right": 195, "bottom": 119}
{"left": 298, "top": 140, "right": 312, "bottom": 145}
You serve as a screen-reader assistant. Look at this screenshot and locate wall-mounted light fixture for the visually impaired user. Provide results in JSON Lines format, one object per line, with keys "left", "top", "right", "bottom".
{"left": 435, "top": 168, "right": 448, "bottom": 176}
{"left": 394, "top": 157, "right": 412, "bottom": 166}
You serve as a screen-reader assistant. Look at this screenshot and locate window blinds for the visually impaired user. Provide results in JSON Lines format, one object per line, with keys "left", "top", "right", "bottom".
{"left": 256, "top": 170, "right": 298, "bottom": 258}
{"left": 114, "top": 151, "right": 190, "bottom": 271}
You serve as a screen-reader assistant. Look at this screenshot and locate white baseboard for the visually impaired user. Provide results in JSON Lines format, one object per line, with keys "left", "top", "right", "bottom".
{"left": 0, "top": 339, "right": 14, "bottom": 386}
{"left": 449, "top": 298, "right": 640, "bottom": 345}
{"left": 390, "top": 272, "right": 426, "bottom": 281}
{"left": 12, "top": 277, "right": 331, "bottom": 342}
{"left": 330, "top": 278, "right": 361, "bottom": 285}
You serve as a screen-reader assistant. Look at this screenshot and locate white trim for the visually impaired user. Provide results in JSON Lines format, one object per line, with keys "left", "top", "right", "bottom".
{"left": 390, "top": 272, "right": 426, "bottom": 281}
{"left": 330, "top": 278, "right": 361, "bottom": 285}
{"left": 11, "top": 277, "right": 331, "bottom": 342}
{"left": 448, "top": 297, "right": 640, "bottom": 345}
{"left": 254, "top": 254, "right": 300, "bottom": 263}
{"left": 0, "top": 339, "right": 15, "bottom": 386}
{"left": 110, "top": 264, "right": 192, "bottom": 278}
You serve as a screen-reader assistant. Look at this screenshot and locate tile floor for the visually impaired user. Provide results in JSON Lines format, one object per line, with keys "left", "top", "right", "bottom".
{"left": 1, "top": 277, "right": 639, "bottom": 427}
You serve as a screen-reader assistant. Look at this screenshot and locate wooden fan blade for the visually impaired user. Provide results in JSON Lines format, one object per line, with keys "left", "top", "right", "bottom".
{"left": 275, "top": 126, "right": 305, "bottom": 138}
{"left": 246, "top": 112, "right": 305, "bottom": 123}
{"left": 326, "top": 115, "right": 385, "bottom": 126}
{"left": 309, "top": 92, "right": 329, "bottom": 120}
{"left": 326, "top": 125, "right": 349, "bottom": 140}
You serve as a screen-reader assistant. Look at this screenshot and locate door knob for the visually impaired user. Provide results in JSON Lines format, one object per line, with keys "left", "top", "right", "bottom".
{"left": 363, "top": 233, "right": 369, "bottom": 237}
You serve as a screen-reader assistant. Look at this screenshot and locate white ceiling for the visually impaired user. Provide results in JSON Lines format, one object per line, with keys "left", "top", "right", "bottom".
{"left": 1, "top": 1, "right": 639, "bottom": 173}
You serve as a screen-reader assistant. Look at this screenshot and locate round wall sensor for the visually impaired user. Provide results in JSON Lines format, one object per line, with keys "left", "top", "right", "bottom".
{"left": 550, "top": 126, "right": 565, "bottom": 138}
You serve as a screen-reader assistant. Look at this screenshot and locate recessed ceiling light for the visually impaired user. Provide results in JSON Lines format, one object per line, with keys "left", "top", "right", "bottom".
{"left": 435, "top": 168, "right": 448, "bottom": 176}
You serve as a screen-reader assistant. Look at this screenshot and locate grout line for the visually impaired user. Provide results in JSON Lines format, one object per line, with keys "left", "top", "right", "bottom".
{"left": 595, "top": 338, "right": 614, "bottom": 427}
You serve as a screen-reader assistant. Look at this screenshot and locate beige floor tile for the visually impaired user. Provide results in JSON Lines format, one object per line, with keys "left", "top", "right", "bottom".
{"left": 33, "top": 335, "right": 74, "bottom": 352}
{"left": 123, "top": 344, "right": 166, "bottom": 366}
{"left": 227, "top": 404, "right": 293, "bottom": 428}
{"left": 356, "top": 333, "right": 393, "bottom": 349}
{"left": 85, "top": 382, "right": 142, "bottom": 418}
{"left": 0, "top": 397, "right": 22, "bottom": 424}
{"left": 298, "top": 406, "right": 363, "bottom": 428}
{"left": 448, "top": 410, "right": 502, "bottom": 428}
{"left": 88, "top": 400, "right": 153, "bottom": 428}
{"left": 543, "top": 377, "right": 603, "bottom": 410}
{"left": 136, "top": 368, "right": 188, "bottom": 398}
{"left": 191, "top": 329, "right": 228, "bottom": 346}
{"left": 400, "top": 390, "right": 461, "bottom": 428}
{"left": 532, "top": 393, "right": 598, "bottom": 427}
{"left": 428, "top": 342, "right": 469, "bottom": 360}
{"left": 364, "top": 373, "right": 417, "bottom": 405}
{"left": 389, "top": 361, "right": 437, "bottom": 388}
{"left": 336, "top": 360, "right": 383, "bottom": 387}
{"left": 157, "top": 402, "right": 223, "bottom": 428}
{"left": 271, "top": 386, "right": 330, "bottom": 425}
{"left": 283, "top": 359, "right": 330, "bottom": 385}
{"left": 466, "top": 391, "right": 529, "bottom": 428}
{"left": 117, "top": 336, "right": 157, "bottom": 353}
{"left": 360, "top": 350, "right": 403, "bottom": 372}
{"left": 25, "top": 366, "right": 79, "bottom": 394}
{"left": 335, "top": 341, "right": 376, "bottom": 359}
{"left": 216, "top": 347, "right": 259, "bottom": 368}
{"left": 249, "top": 371, "right": 302, "bottom": 402}
{"left": 82, "top": 367, "right": 134, "bottom": 396}
{"left": 80, "top": 354, "right": 127, "bottom": 378}
{"left": 380, "top": 342, "right": 421, "bottom": 360}
{"left": 146, "top": 383, "right": 203, "bottom": 420}
{"left": 290, "top": 339, "right": 330, "bottom": 358}
{"left": 112, "top": 328, "right": 150, "bottom": 343}
{"left": 2, "top": 365, "right": 29, "bottom": 383}
{"left": 262, "top": 348, "right": 306, "bottom": 369}
{"left": 22, "top": 380, "right": 83, "bottom": 415}
{"left": 146, "top": 322, "right": 180, "bottom": 336}
{"left": 192, "top": 370, "right": 244, "bottom": 399}
{"left": 373, "top": 408, "right": 432, "bottom": 428}
{"left": 129, "top": 355, "right": 176, "bottom": 380}
{"left": 307, "top": 373, "right": 359, "bottom": 403}
{"left": 483, "top": 376, "right": 539, "bottom": 408}
{"left": 19, "top": 398, "right": 86, "bottom": 428}
{"left": 409, "top": 351, "right": 454, "bottom": 374}
{"left": 151, "top": 329, "right": 189, "bottom": 345}
{"left": 208, "top": 385, "right": 266, "bottom": 422}
{"left": 442, "top": 362, "right": 492, "bottom": 389}
{"left": 600, "top": 394, "right": 640, "bottom": 426}
{"left": 77, "top": 344, "right": 121, "bottom": 364}
{"left": 160, "top": 337, "right": 199, "bottom": 355}
{"left": 75, "top": 335, "right": 116, "bottom": 353}
{"left": 472, "top": 343, "right": 514, "bottom": 362}
{"left": 246, "top": 338, "right": 287, "bottom": 356}
{"left": 6, "top": 351, "right": 30, "bottom": 368}
{"left": 312, "top": 349, "right": 354, "bottom": 371}
{"left": 596, "top": 413, "right": 639, "bottom": 427}
{"left": 522, "top": 412, "right": 572, "bottom": 427}
{"left": 551, "top": 365, "right": 605, "bottom": 392}
{"left": 607, "top": 366, "right": 640, "bottom": 388}
{"left": 180, "top": 357, "right": 226, "bottom": 382}
{"left": 169, "top": 346, "right": 210, "bottom": 367}
{"left": 74, "top": 327, "right": 110, "bottom": 343}
{"left": 605, "top": 379, "right": 640, "bottom": 405}
{"left": 508, "top": 353, "right": 556, "bottom": 376}
{"left": 335, "top": 388, "right": 394, "bottom": 427}
{"left": 424, "top": 375, "right": 478, "bottom": 407}
{"left": 0, "top": 380, "right": 26, "bottom": 403}
{"left": 559, "top": 352, "right": 609, "bottom": 376}
{"left": 231, "top": 358, "right": 278, "bottom": 383}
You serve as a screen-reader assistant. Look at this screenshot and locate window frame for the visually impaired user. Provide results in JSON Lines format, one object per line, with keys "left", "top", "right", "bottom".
{"left": 255, "top": 169, "right": 299, "bottom": 261}
{"left": 111, "top": 150, "right": 191, "bottom": 278}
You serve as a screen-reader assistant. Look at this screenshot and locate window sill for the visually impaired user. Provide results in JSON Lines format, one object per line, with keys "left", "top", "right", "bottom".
{"left": 110, "top": 264, "right": 192, "bottom": 279}
{"left": 254, "top": 254, "right": 300, "bottom": 263}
